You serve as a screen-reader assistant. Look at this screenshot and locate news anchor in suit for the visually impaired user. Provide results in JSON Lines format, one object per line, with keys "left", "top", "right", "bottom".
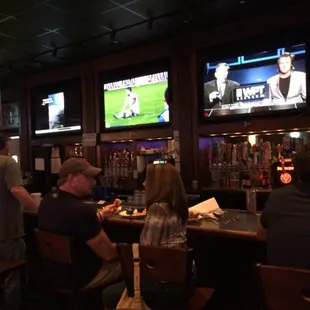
{"left": 204, "top": 63, "right": 239, "bottom": 109}
{"left": 267, "top": 52, "right": 306, "bottom": 105}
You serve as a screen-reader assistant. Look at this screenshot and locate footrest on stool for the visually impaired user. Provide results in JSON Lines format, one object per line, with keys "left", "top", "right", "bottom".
{"left": 0, "top": 261, "right": 26, "bottom": 276}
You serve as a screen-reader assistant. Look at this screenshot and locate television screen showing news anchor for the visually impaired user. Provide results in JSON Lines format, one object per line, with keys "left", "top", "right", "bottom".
{"left": 203, "top": 43, "right": 306, "bottom": 118}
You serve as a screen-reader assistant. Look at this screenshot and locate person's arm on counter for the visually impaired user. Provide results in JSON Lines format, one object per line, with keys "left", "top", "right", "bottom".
{"left": 257, "top": 190, "right": 278, "bottom": 240}
{"left": 6, "top": 158, "right": 38, "bottom": 212}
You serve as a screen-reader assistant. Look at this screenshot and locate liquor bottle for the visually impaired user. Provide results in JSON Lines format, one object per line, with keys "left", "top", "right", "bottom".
{"left": 260, "top": 169, "right": 270, "bottom": 189}
{"left": 242, "top": 169, "right": 252, "bottom": 189}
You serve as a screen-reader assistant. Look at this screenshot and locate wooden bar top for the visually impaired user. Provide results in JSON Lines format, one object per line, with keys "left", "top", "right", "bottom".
{"left": 107, "top": 210, "right": 260, "bottom": 241}
{"left": 24, "top": 209, "right": 260, "bottom": 241}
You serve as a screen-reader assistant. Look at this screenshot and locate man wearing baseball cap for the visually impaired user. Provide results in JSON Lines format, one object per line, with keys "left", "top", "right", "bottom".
{"left": 38, "top": 157, "right": 122, "bottom": 292}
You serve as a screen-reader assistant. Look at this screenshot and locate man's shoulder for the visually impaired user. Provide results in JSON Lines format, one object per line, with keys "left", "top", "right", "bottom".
{"left": 227, "top": 80, "right": 239, "bottom": 87}
{"left": 267, "top": 74, "right": 278, "bottom": 84}
{"left": 204, "top": 80, "right": 215, "bottom": 86}
{"left": 41, "top": 191, "right": 83, "bottom": 207}
{"left": 292, "top": 71, "right": 306, "bottom": 79}
{"left": 39, "top": 191, "right": 90, "bottom": 222}
{"left": 269, "top": 184, "right": 298, "bottom": 200}
{"left": 269, "top": 186, "right": 287, "bottom": 196}
{"left": 0, "top": 155, "right": 16, "bottom": 166}
{"left": 204, "top": 80, "right": 216, "bottom": 89}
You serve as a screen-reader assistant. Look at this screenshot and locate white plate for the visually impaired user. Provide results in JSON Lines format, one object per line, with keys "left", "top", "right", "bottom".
{"left": 119, "top": 210, "right": 146, "bottom": 218}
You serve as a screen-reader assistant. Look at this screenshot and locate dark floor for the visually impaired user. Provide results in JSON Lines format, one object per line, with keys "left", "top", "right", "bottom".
{"left": 1, "top": 288, "right": 218, "bottom": 310}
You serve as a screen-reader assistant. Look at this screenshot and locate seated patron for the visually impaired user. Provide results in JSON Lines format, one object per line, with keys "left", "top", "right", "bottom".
{"left": 38, "top": 157, "right": 122, "bottom": 291}
{"left": 258, "top": 144, "right": 310, "bottom": 269}
{"left": 140, "top": 162, "right": 188, "bottom": 247}
{"left": 103, "top": 163, "right": 189, "bottom": 309}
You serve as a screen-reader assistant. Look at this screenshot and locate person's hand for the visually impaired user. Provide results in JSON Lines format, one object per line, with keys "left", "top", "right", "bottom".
{"left": 97, "top": 203, "right": 118, "bottom": 221}
{"left": 209, "top": 91, "right": 219, "bottom": 102}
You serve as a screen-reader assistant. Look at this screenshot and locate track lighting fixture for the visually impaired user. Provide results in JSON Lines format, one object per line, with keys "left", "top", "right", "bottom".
{"left": 52, "top": 48, "right": 58, "bottom": 58}
{"left": 110, "top": 30, "right": 119, "bottom": 44}
{"left": 147, "top": 19, "right": 153, "bottom": 31}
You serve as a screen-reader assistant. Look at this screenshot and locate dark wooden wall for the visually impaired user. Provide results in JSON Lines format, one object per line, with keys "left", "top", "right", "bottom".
{"left": 18, "top": 2, "right": 310, "bottom": 190}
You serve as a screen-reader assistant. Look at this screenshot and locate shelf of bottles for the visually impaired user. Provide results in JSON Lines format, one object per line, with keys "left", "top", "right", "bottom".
{"left": 64, "top": 144, "right": 83, "bottom": 158}
{"left": 101, "top": 138, "right": 174, "bottom": 189}
{"left": 199, "top": 129, "right": 310, "bottom": 190}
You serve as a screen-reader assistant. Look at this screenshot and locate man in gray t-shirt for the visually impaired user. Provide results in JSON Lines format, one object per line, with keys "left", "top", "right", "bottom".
{"left": 0, "top": 134, "right": 38, "bottom": 310}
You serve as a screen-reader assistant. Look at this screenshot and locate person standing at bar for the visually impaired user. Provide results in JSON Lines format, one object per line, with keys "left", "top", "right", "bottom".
{"left": 0, "top": 134, "right": 39, "bottom": 310}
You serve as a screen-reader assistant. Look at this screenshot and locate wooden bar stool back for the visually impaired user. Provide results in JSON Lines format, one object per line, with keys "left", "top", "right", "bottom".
{"left": 117, "top": 244, "right": 213, "bottom": 310}
{"left": 35, "top": 229, "right": 101, "bottom": 310}
{"left": 258, "top": 264, "right": 310, "bottom": 310}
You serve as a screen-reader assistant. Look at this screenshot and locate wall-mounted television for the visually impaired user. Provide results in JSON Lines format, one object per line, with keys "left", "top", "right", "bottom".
{"left": 103, "top": 71, "right": 170, "bottom": 129}
{"left": 31, "top": 78, "right": 82, "bottom": 136}
{"left": 202, "top": 43, "right": 307, "bottom": 119}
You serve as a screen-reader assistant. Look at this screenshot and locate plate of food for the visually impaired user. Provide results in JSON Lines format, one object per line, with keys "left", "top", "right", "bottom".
{"left": 119, "top": 208, "right": 147, "bottom": 218}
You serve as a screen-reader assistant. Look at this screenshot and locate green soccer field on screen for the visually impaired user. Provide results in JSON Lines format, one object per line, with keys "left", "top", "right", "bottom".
{"left": 104, "top": 81, "right": 168, "bottom": 128}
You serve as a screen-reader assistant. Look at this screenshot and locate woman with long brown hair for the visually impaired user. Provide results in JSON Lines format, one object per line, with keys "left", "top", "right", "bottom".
{"left": 140, "top": 162, "right": 188, "bottom": 248}
{"left": 102, "top": 163, "right": 190, "bottom": 309}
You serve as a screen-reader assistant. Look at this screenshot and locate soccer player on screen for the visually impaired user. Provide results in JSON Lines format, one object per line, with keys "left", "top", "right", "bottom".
{"left": 113, "top": 87, "right": 140, "bottom": 119}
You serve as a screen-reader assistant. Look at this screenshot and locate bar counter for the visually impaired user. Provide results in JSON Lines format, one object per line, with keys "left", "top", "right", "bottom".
{"left": 107, "top": 210, "right": 260, "bottom": 241}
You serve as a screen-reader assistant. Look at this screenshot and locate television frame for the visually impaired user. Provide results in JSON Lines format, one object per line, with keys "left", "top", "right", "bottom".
{"left": 31, "top": 77, "right": 83, "bottom": 137}
{"left": 100, "top": 59, "right": 171, "bottom": 132}
{"left": 198, "top": 28, "right": 310, "bottom": 124}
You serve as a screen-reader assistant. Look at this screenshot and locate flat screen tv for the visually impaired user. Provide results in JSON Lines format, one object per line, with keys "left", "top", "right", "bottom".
{"left": 202, "top": 43, "right": 307, "bottom": 119}
{"left": 103, "top": 71, "right": 170, "bottom": 129}
{"left": 32, "top": 78, "right": 82, "bottom": 135}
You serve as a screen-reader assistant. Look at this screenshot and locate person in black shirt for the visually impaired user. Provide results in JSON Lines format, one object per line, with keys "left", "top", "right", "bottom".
{"left": 258, "top": 143, "right": 310, "bottom": 269}
{"left": 38, "top": 157, "right": 121, "bottom": 290}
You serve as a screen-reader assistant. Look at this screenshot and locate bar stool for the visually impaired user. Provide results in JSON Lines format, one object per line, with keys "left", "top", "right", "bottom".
{"left": 258, "top": 263, "right": 310, "bottom": 310}
{"left": 35, "top": 229, "right": 103, "bottom": 310}
{"left": 117, "top": 243, "right": 214, "bottom": 310}
{"left": 0, "top": 260, "right": 27, "bottom": 310}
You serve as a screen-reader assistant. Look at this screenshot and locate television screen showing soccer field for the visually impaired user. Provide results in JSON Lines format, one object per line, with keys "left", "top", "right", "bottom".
{"left": 103, "top": 71, "right": 169, "bottom": 129}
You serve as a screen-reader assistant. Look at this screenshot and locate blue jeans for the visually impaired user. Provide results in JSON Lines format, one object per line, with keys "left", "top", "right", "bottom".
{"left": 0, "top": 239, "right": 26, "bottom": 310}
